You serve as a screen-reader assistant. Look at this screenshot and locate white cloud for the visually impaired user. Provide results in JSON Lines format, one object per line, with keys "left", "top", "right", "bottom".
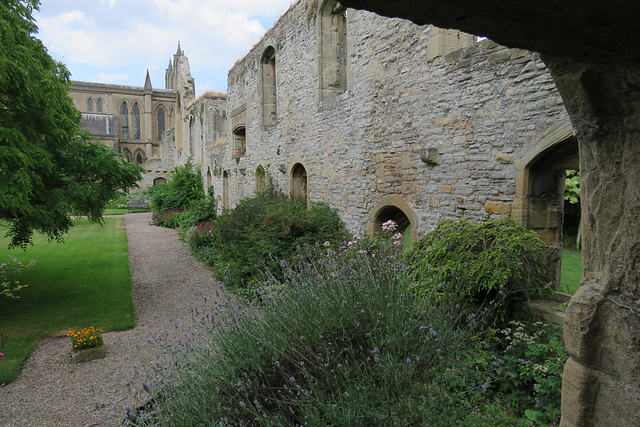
{"left": 35, "top": 0, "right": 296, "bottom": 92}
{"left": 97, "top": 72, "right": 129, "bottom": 83}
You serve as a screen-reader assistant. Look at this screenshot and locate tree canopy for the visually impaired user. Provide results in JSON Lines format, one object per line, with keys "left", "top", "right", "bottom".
{"left": 0, "top": 0, "right": 143, "bottom": 248}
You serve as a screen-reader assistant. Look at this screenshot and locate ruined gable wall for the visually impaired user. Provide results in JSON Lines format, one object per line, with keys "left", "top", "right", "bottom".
{"left": 213, "top": 0, "right": 569, "bottom": 237}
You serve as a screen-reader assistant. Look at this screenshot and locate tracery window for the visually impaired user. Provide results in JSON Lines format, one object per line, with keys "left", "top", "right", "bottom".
{"left": 157, "top": 107, "right": 165, "bottom": 141}
{"left": 121, "top": 103, "right": 129, "bottom": 140}
{"left": 133, "top": 104, "right": 141, "bottom": 140}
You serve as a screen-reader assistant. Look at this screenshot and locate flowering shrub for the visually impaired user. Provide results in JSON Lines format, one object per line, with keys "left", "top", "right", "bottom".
{"left": 200, "top": 189, "right": 348, "bottom": 290}
{"left": 126, "top": 226, "right": 565, "bottom": 425}
{"left": 67, "top": 326, "right": 104, "bottom": 351}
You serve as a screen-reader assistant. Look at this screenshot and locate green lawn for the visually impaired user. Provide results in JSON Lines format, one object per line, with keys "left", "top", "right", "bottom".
{"left": 561, "top": 248, "right": 583, "bottom": 294}
{"left": 0, "top": 217, "right": 136, "bottom": 384}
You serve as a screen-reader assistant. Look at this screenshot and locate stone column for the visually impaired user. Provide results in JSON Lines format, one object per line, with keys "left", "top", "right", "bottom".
{"left": 544, "top": 57, "right": 640, "bottom": 426}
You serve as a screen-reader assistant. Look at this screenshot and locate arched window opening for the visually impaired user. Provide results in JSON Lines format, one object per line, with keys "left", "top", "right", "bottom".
{"left": 123, "top": 149, "right": 132, "bottom": 163}
{"left": 133, "top": 104, "right": 141, "bottom": 140}
{"left": 135, "top": 152, "right": 144, "bottom": 164}
{"left": 222, "top": 171, "right": 229, "bottom": 210}
{"left": 157, "top": 107, "right": 166, "bottom": 141}
{"left": 153, "top": 177, "right": 167, "bottom": 186}
{"left": 319, "top": 0, "right": 347, "bottom": 100}
{"left": 291, "top": 163, "right": 308, "bottom": 204}
{"left": 233, "top": 126, "right": 246, "bottom": 157}
{"left": 121, "top": 103, "right": 129, "bottom": 140}
{"left": 87, "top": 98, "right": 93, "bottom": 112}
{"left": 96, "top": 99, "right": 103, "bottom": 113}
{"left": 261, "top": 47, "right": 277, "bottom": 126}
{"left": 373, "top": 206, "right": 412, "bottom": 249}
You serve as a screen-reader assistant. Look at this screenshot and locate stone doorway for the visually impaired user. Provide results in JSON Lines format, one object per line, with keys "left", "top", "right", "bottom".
{"left": 519, "top": 136, "right": 580, "bottom": 293}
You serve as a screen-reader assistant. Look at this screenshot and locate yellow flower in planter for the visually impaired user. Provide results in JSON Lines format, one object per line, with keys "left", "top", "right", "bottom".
{"left": 67, "top": 326, "right": 104, "bottom": 351}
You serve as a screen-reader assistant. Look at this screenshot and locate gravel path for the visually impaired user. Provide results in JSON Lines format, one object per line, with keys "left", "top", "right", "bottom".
{"left": 0, "top": 213, "right": 224, "bottom": 426}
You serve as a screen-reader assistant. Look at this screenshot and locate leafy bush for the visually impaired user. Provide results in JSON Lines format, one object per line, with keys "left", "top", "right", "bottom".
{"left": 178, "top": 196, "right": 218, "bottom": 231}
{"left": 406, "top": 217, "right": 551, "bottom": 320}
{"left": 203, "top": 189, "right": 348, "bottom": 290}
{"left": 150, "top": 160, "right": 204, "bottom": 213}
{"left": 154, "top": 210, "right": 184, "bottom": 229}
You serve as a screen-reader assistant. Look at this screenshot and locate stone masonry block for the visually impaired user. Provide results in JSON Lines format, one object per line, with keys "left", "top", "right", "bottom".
{"left": 484, "top": 201, "right": 511, "bottom": 215}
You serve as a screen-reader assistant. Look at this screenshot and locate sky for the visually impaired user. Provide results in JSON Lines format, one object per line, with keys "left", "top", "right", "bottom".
{"left": 34, "top": 0, "right": 296, "bottom": 94}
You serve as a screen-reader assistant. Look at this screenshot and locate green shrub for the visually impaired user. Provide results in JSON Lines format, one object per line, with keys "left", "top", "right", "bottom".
{"left": 178, "top": 196, "right": 218, "bottom": 231}
{"left": 150, "top": 160, "right": 204, "bottom": 213}
{"left": 154, "top": 209, "right": 184, "bottom": 228}
{"left": 406, "top": 217, "right": 551, "bottom": 320}
{"left": 205, "top": 190, "right": 348, "bottom": 290}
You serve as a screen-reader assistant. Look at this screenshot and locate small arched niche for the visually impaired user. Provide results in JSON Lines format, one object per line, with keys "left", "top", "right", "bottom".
{"left": 368, "top": 196, "right": 419, "bottom": 249}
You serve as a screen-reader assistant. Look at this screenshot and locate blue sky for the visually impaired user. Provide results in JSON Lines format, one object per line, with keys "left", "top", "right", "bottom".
{"left": 34, "top": 0, "right": 295, "bottom": 94}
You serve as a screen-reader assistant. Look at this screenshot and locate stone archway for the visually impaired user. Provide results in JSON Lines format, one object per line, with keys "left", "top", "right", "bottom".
{"left": 513, "top": 125, "right": 579, "bottom": 293}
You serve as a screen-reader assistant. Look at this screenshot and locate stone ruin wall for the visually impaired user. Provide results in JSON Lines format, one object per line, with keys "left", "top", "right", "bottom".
{"left": 185, "top": 0, "right": 570, "bottom": 240}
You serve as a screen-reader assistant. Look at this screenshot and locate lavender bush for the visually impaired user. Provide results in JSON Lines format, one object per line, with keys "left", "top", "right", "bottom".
{"left": 127, "top": 234, "right": 486, "bottom": 425}
{"left": 126, "top": 226, "right": 564, "bottom": 425}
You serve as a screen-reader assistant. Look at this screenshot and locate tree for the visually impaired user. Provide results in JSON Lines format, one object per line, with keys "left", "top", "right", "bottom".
{"left": 0, "top": 0, "right": 143, "bottom": 248}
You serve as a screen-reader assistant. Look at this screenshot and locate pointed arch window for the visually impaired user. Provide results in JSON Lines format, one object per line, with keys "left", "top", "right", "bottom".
{"left": 261, "top": 47, "right": 277, "bottom": 126}
{"left": 121, "top": 104, "right": 129, "bottom": 140}
{"left": 157, "top": 107, "right": 165, "bottom": 141}
{"left": 87, "top": 98, "right": 93, "bottom": 112}
{"left": 96, "top": 99, "right": 103, "bottom": 113}
{"left": 136, "top": 152, "right": 144, "bottom": 164}
{"left": 319, "top": 1, "right": 347, "bottom": 100}
{"left": 133, "top": 104, "right": 141, "bottom": 140}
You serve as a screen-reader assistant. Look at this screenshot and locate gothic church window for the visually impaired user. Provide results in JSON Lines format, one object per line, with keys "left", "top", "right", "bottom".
{"left": 96, "top": 99, "right": 103, "bottom": 113}
{"left": 157, "top": 107, "right": 166, "bottom": 141}
{"left": 133, "top": 104, "right": 141, "bottom": 140}
{"left": 135, "top": 151, "right": 144, "bottom": 164}
{"left": 87, "top": 98, "right": 93, "bottom": 112}
{"left": 261, "top": 46, "right": 277, "bottom": 126}
{"left": 121, "top": 103, "right": 129, "bottom": 140}
{"left": 319, "top": 1, "right": 347, "bottom": 100}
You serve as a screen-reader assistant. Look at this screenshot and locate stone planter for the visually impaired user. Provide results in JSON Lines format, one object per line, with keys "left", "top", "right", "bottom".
{"left": 70, "top": 345, "right": 106, "bottom": 363}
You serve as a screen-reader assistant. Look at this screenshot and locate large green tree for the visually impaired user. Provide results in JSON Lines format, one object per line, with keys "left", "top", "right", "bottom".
{"left": 0, "top": 0, "right": 142, "bottom": 248}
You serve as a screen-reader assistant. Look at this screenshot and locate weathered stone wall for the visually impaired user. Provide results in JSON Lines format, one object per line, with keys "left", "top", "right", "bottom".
{"left": 201, "top": 0, "right": 569, "bottom": 240}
